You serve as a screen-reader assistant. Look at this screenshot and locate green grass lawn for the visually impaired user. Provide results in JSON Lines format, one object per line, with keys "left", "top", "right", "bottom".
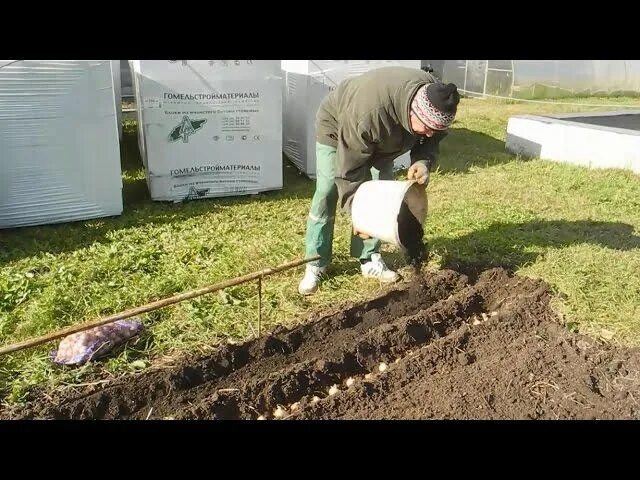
{"left": 1, "top": 96, "right": 639, "bottom": 405}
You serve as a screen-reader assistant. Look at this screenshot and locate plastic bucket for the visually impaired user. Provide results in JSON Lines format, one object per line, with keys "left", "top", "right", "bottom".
{"left": 351, "top": 180, "right": 427, "bottom": 248}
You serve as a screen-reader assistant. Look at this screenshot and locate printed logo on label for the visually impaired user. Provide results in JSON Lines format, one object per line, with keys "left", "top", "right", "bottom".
{"left": 183, "top": 186, "right": 211, "bottom": 201}
{"left": 168, "top": 116, "right": 207, "bottom": 143}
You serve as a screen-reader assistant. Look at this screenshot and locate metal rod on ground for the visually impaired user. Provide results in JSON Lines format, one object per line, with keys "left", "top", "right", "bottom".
{"left": 257, "top": 276, "right": 263, "bottom": 337}
{"left": 0, "top": 255, "right": 320, "bottom": 357}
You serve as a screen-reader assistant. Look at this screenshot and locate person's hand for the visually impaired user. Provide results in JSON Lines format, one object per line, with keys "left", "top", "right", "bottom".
{"left": 407, "top": 163, "right": 430, "bottom": 186}
{"left": 353, "top": 225, "right": 371, "bottom": 240}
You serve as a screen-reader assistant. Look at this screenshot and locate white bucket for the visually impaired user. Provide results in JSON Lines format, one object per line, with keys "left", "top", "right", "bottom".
{"left": 351, "top": 180, "right": 428, "bottom": 248}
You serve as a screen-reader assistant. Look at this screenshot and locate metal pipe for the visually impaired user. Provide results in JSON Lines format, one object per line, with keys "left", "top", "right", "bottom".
{"left": 257, "top": 276, "right": 263, "bottom": 336}
{"left": 0, "top": 255, "right": 320, "bottom": 357}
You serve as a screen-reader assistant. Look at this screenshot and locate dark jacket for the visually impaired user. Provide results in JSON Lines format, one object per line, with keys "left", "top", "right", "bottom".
{"left": 315, "top": 66, "right": 447, "bottom": 214}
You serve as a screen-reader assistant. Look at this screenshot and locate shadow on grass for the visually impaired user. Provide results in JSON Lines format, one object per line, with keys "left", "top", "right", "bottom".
{"left": 389, "top": 127, "right": 519, "bottom": 178}
{"left": 321, "top": 220, "right": 640, "bottom": 282}
{"left": 432, "top": 220, "right": 640, "bottom": 277}
{"left": 435, "top": 126, "right": 518, "bottom": 174}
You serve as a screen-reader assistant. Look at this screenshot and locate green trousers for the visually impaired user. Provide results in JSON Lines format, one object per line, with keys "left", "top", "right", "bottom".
{"left": 304, "top": 142, "right": 394, "bottom": 267}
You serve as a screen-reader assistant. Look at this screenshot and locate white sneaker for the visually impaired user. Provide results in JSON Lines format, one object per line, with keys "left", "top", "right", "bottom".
{"left": 298, "top": 264, "right": 327, "bottom": 295}
{"left": 360, "top": 253, "right": 400, "bottom": 283}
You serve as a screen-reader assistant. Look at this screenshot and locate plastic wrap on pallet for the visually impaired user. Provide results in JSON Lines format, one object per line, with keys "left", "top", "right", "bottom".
{"left": 130, "top": 60, "right": 283, "bottom": 202}
{"left": 281, "top": 60, "right": 422, "bottom": 178}
{"left": 111, "top": 60, "right": 122, "bottom": 141}
{"left": 0, "top": 60, "right": 123, "bottom": 229}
